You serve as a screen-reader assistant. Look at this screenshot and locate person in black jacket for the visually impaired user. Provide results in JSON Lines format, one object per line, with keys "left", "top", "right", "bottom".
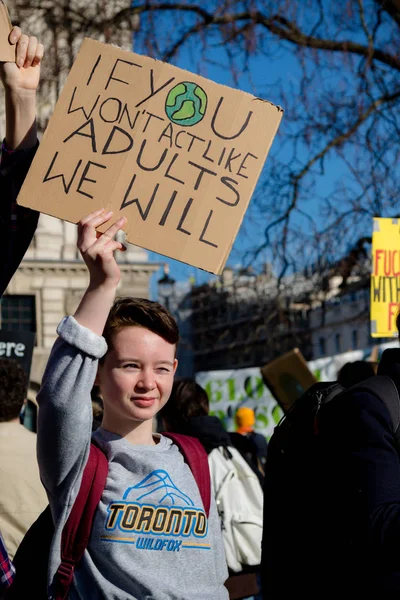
{"left": 159, "top": 378, "right": 232, "bottom": 455}
{"left": 0, "top": 25, "right": 42, "bottom": 297}
{"left": 262, "top": 333, "right": 400, "bottom": 600}
{"left": 337, "top": 359, "right": 376, "bottom": 388}
{"left": 229, "top": 407, "right": 267, "bottom": 480}
{"left": 0, "top": 24, "right": 44, "bottom": 595}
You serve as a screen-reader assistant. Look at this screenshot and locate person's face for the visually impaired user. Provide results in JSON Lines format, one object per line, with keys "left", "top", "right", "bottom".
{"left": 96, "top": 326, "right": 177, "bottom": 433}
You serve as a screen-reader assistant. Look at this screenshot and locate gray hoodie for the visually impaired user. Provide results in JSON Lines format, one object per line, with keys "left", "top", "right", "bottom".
{"left": 37, "top": 316, "right": 228, "bottom": 599}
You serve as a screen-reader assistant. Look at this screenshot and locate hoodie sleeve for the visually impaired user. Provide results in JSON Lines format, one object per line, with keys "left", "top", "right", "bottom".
{"left": 37, "top": 316, "right": 107, "bottom": 502}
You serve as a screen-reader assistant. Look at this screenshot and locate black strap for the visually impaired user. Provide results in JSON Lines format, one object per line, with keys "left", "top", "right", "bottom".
{"left": 351, "top": 375, "right": 400, "bottom": 445}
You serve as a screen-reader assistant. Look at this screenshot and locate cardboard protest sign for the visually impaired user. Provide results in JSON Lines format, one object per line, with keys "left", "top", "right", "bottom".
{"left": 17, "top": 38, "right": 283, "bottom": 274}
{"left": 0, "top": 1, "right": 14, "bottom": 62}
{"left": 260, "top": 348, "right": 317, "bottom": 413}
{"left": 370, "top": 217, "right": 400, "bottom": 338}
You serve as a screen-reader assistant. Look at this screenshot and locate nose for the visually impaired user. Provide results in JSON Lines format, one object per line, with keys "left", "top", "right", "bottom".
{"left": 136, "top": 369, "right": 156, "bottom": 392}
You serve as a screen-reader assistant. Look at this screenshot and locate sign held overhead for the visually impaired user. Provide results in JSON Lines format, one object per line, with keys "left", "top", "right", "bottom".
{"left": 0, "top": 1, "right": 15, "bottom": 62}
{"left": 370, "top": 217, "right": 400, "bottom": 338}
{"left": 260, "top": 348, "right": 317, "bottom": 413}
{"left": 18, "top": 38, "right": 283, "bottom": 273}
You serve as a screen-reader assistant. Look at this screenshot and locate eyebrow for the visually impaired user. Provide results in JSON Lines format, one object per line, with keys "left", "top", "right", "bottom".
{"left": 155, "top": 360, "right": 175, "bottom": 366}
{"left": 118, "top": 359, "right": 174, "bottom": 366}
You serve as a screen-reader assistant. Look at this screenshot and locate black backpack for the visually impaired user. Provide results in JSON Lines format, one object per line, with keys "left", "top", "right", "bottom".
{"left": 268, "top": 376, "right": 400, "bottom": 455}
{"left": 261, "top": 375, "right": 400, "bottom": 599}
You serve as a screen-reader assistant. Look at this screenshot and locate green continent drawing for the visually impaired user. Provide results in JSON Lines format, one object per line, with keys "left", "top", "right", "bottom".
{"left": 165, "top": 82, "right": 207, "bottom": 126}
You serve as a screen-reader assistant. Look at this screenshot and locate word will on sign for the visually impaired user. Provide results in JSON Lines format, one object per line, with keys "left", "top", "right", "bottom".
{"left": 371, "top": 217, "right": 400, "bottom": 337}
{"left": 17, "top": 38, "right": 283, "bottom": 274}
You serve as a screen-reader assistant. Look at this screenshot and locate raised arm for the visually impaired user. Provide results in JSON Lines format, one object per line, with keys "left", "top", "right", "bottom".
{"left": 0, "top": 27, "right": 44, "bottom": 296}
{"left": 37, "top": 211, "right": 126, "bottom": 501}
{"left": 74, "top": 209, "right": 127, "bottom": 333}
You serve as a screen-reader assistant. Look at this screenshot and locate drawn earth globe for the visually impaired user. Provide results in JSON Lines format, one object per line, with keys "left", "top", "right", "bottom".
{"left": 165, "top": 82, "right": 208, "bottom": 127}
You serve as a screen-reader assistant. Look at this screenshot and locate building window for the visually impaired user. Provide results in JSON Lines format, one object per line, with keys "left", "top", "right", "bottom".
{"left": 319, "top": 337, "right": 326, "bottom": 356}
{"left": 0, "top": 295, "right": 36, "bottom": 332}
{"left": 352, "top": 329, "right": 358, "bottom": 350}
{"left": 335, "top": 333, "right": 341, "bottom": 354}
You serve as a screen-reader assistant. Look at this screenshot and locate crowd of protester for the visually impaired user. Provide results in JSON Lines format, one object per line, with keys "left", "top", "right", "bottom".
{"left": 2, "top": 22, "right": 400, "bottom": 600}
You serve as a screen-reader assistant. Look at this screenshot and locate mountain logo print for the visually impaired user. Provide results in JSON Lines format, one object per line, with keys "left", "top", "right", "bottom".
{"left": 123, "top": 469, "right": 194, "bottom": 506}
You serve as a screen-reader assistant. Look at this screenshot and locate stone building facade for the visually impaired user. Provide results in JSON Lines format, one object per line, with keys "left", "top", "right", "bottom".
{"left": 309, "top": 279, "right": 371, "bottom": 360}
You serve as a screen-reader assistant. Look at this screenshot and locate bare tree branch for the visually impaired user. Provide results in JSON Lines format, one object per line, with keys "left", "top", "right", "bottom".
{"left": 259, "top": 86, "right": 400, "bottom": 262}
{"left": 374, "top": 0, "right": 400, "bottom": 28}
{"left": 90, "top": 3, "right": 400, "bottom": 71}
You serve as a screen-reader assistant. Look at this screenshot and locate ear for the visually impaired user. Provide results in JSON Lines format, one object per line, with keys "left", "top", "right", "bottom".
{"left": 172, "top": 359, "right": 178, "bottom": 375}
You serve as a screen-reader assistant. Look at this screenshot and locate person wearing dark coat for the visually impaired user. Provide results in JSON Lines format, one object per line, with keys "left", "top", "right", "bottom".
{"left": 159, "top": 379, "right": 233, "bottom": 458}
{"left": 262, "top": 339, "right": 400, "bottom": 600}
{"left": 337, "top": 359, "right": 376, "bottom": 388}
{"left": 0, "top": 24, "right": 43, "bottom": 595}
{"left": 229, "top": 407, "right": 267, "bottom": 482}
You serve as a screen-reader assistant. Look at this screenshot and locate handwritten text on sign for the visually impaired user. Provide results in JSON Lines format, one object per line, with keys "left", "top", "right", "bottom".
{"left": 18, "top": 38, "right": 283, "bottom": 273}
{"left": 371, "top": 218, "right": 400, "bottom": 337}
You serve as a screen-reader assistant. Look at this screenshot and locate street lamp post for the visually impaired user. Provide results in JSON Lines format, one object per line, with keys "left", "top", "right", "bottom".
{"left": 157, "top": 264, "right": 176, "bottom": 312}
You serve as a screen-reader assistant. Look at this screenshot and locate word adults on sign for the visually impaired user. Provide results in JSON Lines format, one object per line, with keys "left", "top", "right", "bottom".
{"left": 18, "top": 39, "right": 282, "bottom": 274}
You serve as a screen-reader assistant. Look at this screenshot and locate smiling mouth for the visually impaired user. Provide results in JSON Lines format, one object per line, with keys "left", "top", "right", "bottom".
{"left": 131, "top": 397, "right": 157, "bottom": 407}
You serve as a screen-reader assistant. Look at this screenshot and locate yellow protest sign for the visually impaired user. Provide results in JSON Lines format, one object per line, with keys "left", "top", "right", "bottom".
{"left": 371, "top": 218, "right": 400, "bottom": 338}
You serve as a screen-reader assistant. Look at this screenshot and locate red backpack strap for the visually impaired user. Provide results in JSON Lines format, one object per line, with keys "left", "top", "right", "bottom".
{"left": 163, "top": 432, "right": 211, "bottom": 518}
{"left": 55, "top": 442, "right": 108, "bottom": 600}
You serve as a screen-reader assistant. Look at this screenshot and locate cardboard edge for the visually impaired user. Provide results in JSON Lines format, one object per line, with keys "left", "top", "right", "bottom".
{"left": 18, "top": 37, "right": 284, "bottom": 276}
{"left": 0, "top": 1, "right": 15, "bottom": 62}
